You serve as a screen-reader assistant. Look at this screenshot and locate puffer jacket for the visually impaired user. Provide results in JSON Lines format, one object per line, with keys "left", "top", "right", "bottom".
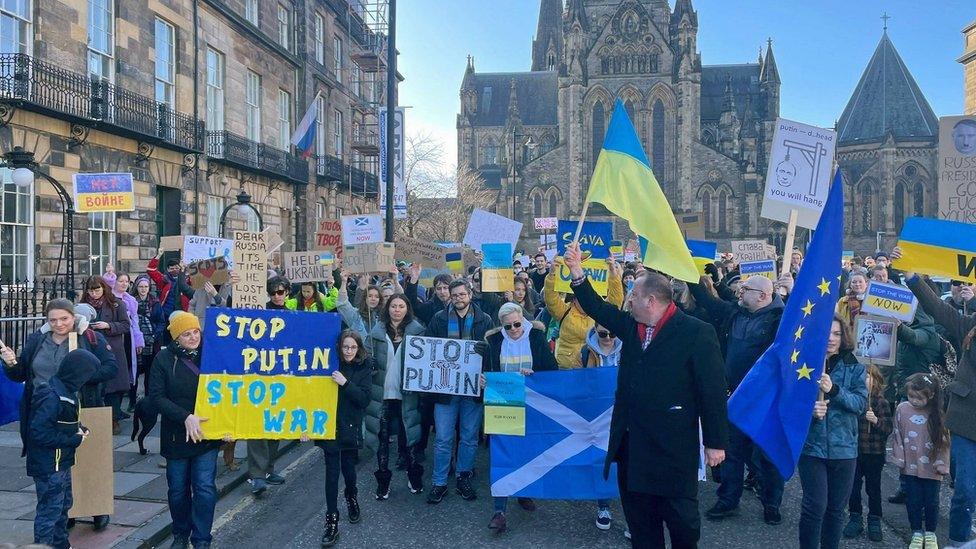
{"left": 315, "top": 357, "right": 373, "bottom": 452}
{"left": 285, "top": 287, "right": 338, "bottom": 312}
{"left": 544, "top": 269, "right": 624, "bottom": 368}
{"left": 25, "top": 377, "right": 84, "bottom": 477}
{"left": 906, "top": 275, "right": 976, "bottom": 443}
{"left": 363, "top": 319, "right": 426, "bottom": 450}
{"left": 802, "top": 352, "right": 868, "bottom": 460}
{"left": 148, "top": 343, "right": 221, "bottom": 460}
{"left": 892, "top": 307, "right": 941, "bottom": 401}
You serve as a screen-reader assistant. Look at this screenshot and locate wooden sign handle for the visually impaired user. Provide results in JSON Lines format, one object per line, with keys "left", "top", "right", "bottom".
{"left": 780, "top": 209, "right": 799, "bottom": 278}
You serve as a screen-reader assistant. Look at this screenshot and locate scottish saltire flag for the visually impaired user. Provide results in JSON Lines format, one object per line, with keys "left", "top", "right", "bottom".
{"left": 728, "top": 170, "right": 844, "bottom": 479}
{"left": 290, "top": 91, "right": 322, "bottom": 159}
{"left": 586, "top": 99, "right": 698, "bottom": 282}
{"left": 490, "top": 368, "right": 618, "bottom": 500}
{"left": 0, "top": 374, "right": 22, "bottom": 426}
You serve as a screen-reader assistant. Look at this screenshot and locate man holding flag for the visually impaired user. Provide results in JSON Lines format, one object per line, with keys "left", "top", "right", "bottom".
{"left": 727, "top": 171, "right": 867, "bottom": 549}
{"left": 561, "top": 98, "right": 727, "bottom": 548}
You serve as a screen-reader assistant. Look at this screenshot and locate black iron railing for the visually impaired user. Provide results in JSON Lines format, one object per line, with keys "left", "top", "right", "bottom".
{"left": 0, "top": 278, "right": 82, "bottom": 350}
{"left": 349, "top": 165, "right": 378, "bottom": 195}
{"left": 0, "top": 53, "right": 204, "bottom": 153}
{"left": 207, "top": 130, "right": 308, "bottom": 183}
{"left": 316, "top": 154, "right": 344, "bottom": 182}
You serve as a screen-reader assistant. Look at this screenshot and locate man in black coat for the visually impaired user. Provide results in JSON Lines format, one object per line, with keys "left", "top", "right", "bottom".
{"left": 689, "top": 275, "right": 788, "bottom": 525}
{"left": 565, "top": 244, "right": 728, "bottom": 549}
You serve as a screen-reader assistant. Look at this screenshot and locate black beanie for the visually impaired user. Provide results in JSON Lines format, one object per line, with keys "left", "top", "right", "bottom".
{"left": 56, "top": 349, "right": 100, "bottom": 394}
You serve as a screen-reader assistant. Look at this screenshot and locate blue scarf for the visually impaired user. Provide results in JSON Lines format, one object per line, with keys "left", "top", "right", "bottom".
{"left": 448, "top": 308, "right": 475, "bottom": 340}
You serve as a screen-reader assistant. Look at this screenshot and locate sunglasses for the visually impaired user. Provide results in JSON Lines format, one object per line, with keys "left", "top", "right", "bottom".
{"left": 597, "top": 330, "right": 614, "bottom": 339}
{"left": 272, "top": 289, "right": 287, "bottom": 296}
{"left": 503, "top": 321, "right": 523, "bottom": 331}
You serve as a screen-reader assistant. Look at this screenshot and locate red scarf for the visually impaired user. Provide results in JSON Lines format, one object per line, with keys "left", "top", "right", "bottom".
{"left": 636, "top": 301, "right": 677, "bottom": 344}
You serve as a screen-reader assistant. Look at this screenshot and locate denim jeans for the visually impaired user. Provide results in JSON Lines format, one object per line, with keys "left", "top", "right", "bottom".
{"left": 950, "top": 434, "right": 976, "bottom": 543}
{"left": 166, "top": 448, "right": 219, "bottom": 546}
{"left": 904, "top": 475, "right": 940, "bottom": 532}
{"left": 849, "top": 453, "right": 885, "bottom": 517}
{"left": 432, "top": 395, "right": 483, "bottom": 487}
{"left": 32, "top": 469, "right": 72, "bottom": 549}
{"left": 798, "top": 455, "right": 857, "bottom": 549}
{"left": 717, "top": 424, "right": 785, "bottom": 510}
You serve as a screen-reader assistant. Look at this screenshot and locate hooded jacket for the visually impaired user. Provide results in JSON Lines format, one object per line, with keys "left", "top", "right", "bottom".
{"left": 892, "top": 307, "right": 942, "bottom": 401}
{"left": 582, "top": 328, "right": 624, "bottom": 367}
{"left": 315, "top": 356, "right": 373, "bottom": 452}
{"left": 544, "top": 269, "right": 624, "bottom": 369}
{"left": 482, "top": 322, "right": 558, "bottom": 375}
{"left": 25, "top": 350, "right": 99, "bottom": 477}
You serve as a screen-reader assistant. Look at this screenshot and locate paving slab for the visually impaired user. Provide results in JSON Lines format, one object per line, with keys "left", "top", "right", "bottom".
{"left": 120, "top": 454, "right": 168, "bottom": 474}
{"left": 0, "top": 491, "right": 36, "bottom": 519}
{"left": 114, "top": 471, "right": 161, "bottom": 497}
{"left": 108, "top": 499, "right": 168, "bottom": 527}
{"left": 0, "top": 430, "right": 24, "bottom": 448}
{"left": 0, "top": 518, "right": 34, "bottom": 545}
{"left": 69, "top": 523, "right": 135, "bottom": 549}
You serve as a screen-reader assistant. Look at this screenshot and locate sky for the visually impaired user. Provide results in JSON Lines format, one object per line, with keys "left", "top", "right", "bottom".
{"left": 396, "top": 0, "right": 973, "bottom": 171}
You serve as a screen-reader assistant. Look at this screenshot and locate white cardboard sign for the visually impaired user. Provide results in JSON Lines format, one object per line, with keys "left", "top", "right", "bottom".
{"left": 463, "top": 209, "right": 522, "bottom": 250}
{"left": 341, "top": 214, "right": 384, "bottom": 246}
{"left": 402, "top": 336, "right": 483, "bottom": 397}
{"left": 761, "top": 117, "right": 837, "bottom": 229}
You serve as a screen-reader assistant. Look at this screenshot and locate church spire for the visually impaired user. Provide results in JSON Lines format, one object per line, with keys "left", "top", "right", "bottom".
{"left": 565, "top": 0, "right": 587, "bottom": 30}
{"left": 531, "top": 0, "right": 563, "bottom": 72}
{"left": 507, "top": 79, "right": 521, "bottom": 123}
{"left": 760, "top": 38, "right": 780, "bottom": 84}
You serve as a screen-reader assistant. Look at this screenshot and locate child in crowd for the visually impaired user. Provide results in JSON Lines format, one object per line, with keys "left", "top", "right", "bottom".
{"left": 844, "top": 364, "right": 892, "bottom": 542}
{"left": 888, "top": 373, "right": 951, "bottom": 549}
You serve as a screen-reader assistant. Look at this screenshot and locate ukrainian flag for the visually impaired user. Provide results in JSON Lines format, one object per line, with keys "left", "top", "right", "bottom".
{"left": 445, "top": 250, "right": 463, "bottom": 273}
{"left": 894, "top": 217, "right": 976, "bottom": 284}
{"left": 687, "top": 239, "right": 717, "bottom": 276}
{"left": 586, "top": 100, "right": 698, "bottom": 282}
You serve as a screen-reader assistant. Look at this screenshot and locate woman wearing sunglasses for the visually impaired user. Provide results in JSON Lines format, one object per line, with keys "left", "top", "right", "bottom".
{"left": 479, "top": 302, "right": 558, "bottom": 534}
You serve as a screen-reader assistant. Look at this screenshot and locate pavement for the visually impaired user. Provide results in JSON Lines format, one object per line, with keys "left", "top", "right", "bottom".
{"left": 202, "top": 441, "right": 969, "bottom": 549}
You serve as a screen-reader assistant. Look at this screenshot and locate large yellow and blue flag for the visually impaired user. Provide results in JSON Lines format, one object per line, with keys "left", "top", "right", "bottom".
{"left": 586, "top": 100, "right": 698, "bottom": 282}
{"left": 727, "top": 170, "right": 844, "bottom": 479}
{"left": 687, "top": 239, "right": 717, "bottom": 275}
{"left": 893, "top": 217, "right": 976, "bottom": 284}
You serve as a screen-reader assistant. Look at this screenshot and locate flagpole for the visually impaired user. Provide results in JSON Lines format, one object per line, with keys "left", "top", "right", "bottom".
{"left": 780, "top": 209, "right": 798, "bottom": 278}
{"left": 572, "top": 201, "right": 591, "bottom": 245}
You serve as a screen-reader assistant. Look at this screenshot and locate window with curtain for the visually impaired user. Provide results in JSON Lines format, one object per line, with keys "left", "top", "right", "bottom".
{"left": 206, "top": 195, "right": 226, "bottom": 237}
{"left": 0, "top": 0, "right": 32, "bottom": 55}
{"left": 88, "top": 212, "right": 115, "bottom": 275}
{"left": 0, "top": 167, "right": 33, "bottom": 281}
{"left": 277, "top": 89, "right": 292, "bottom": 150}
{"left": 313, "top": 13, "right": 324, "bottom": 64}
{"left": 245, "top": 70, "right": 262, "bottom": 142}
{"left": 206, "top": 48, "right": 225, "bottom": 131}
{"left": 154, "top": 18, "right": 175, "bottom": 110}
{"left": 87, "top": 0, "right": 114, "bottom": 82}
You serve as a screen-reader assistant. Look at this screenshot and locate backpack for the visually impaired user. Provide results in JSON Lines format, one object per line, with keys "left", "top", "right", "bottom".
{"left": 928, "top": 334, "right": 958, "bottom": 391}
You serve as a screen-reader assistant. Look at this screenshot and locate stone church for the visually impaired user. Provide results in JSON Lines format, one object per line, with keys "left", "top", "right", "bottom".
{"left": 457, "top": 0, "right": 781, "bottom": 250}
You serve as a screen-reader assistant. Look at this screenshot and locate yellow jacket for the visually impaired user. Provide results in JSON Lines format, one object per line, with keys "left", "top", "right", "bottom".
{"left": 544, "top": 268, "right": 624, "bottom": 369}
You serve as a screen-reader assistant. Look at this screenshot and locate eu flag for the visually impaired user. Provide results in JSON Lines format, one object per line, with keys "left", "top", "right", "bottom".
{"left": 727, "top": 170, "right": 844, "bottom": 479}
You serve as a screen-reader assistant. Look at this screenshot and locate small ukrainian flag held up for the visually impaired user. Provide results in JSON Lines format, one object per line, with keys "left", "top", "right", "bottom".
{"left": 727, "top": 169, "right": 844, "bottom": 479}
{"left": 584, "top": 100, "right": 699, "bottom": 282}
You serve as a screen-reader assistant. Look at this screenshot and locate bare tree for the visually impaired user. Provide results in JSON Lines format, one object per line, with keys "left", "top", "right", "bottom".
{"left": 401, "top": 166, "right": 493, "bottom": 242}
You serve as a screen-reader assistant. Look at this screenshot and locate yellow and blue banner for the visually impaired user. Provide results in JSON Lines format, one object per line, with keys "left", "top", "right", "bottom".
{"left": 585, "top": 100, "right": 698, "bottom": 282}
{"left": 194, "top": 308, "right": 341, "bottom": 440}
{"left": 484, "top": 372, "right": 526, "bottom": 436}
{"left": 557, "top": 220, "right": 613, "bottom": 260}
{"left": 481, "top": 242, "right": 514, "bottom": 292}
{"left": 861, "top": 281, "right": 918, "bottom": 322}
{"left": 728, "top": 170, "right": 845, "bottom": 479}
{"left": 687, "top": 239, "right": 717, "bottom": 275}
{"left": 740, "top": 259, "right": 777, "bottom": 281}
{"left": 893, "top": 217, "right": 976, "bottom": 284}
{"left": 555, "top": 258, "right": 609, "bottom": 297}
{"left": 72, "top": 172, "right": 134, "bottom": 213}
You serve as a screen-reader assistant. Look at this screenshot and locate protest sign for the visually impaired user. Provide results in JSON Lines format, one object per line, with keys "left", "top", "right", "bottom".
{"left": 343, "top": 242, "right": 396, "bottom": 273}
{"left": 731, "top": 240, "right": 772, "bottom": 264}
{"left": 853, "top": 316, "right": 897, "bottom": 367}
{"left": 283, "top": 251, "right": 334, "bottom": 283}
{"left": 263, "top": 227, "right": 284, "bottom": 256}
{"left": 482, "top": 243, "right": 514, "bottom": 293}
{"left": 186, "top": 256, "right": 231, "bottom": 290}
{"left": 676, "top": 212, "right": 705, "bottom": 239}
{"left": 484, "top": 372, "right": 526, "bottom": 436}
{"left": 195, "top": 308, "right": 341, "bottom": 439}
{"left": 397, "top": 235, "right": 447, "bottom": 267}
{"left": 69, "top": 407, "right": 113, "bottom": 518}
{"left": 543, "top": 249, "right": 558, "bottom": 263}
{"left": 609, "top": 240, "right": 624, "bottom": 262}
{"left": 761, "top": 118, "right": 837, "bottom": 229}
{"left": 554, "top": 258, "right": 610, "bottom": 297}
{"left": 740, "top": 259, "right": 777, "bottom": 281}
{"left": 557, "top": 220, "right": 612, "bottom": 259}
{"left": 314, "top": 218, "right": 343, "bottom": 258}
{"left": 539, "top": 233, "right": 556, "bottom": 250}
{"left": 534, "top": 217, "right": 557, "bottom": 231}
{"left": 160, "top": 235, "right": 183, "bottom": 252}
{"left": 937, "top": 115, "right": 976, "bottom": 222}
{"left": 341, "top": 214, "right": 384, "bottom": 246}
{"left": 861, "top": 281, "right": 918, "bottom": 322}
{"left": 893, "top": 216, "right": 976, "bottom": 284}
{"left": 232, "top": 230, "right": 268, "bottom": 309}
{"left": 72, "top": 172, "right": 134, "bottom": 213}
{"left": 842, "top": 250, "right": 855, "bottom": 267}
{"left": 184, "top": 235, "right": 235, "bottom": 269}
{"left": 444, "top": 247, "right": 464, "bottom": 273}
{"left": 463, "top": 208, "right": 523, "bottom": 250}
{"left": 402, "top": 336, "right": 482, "bottom": 397}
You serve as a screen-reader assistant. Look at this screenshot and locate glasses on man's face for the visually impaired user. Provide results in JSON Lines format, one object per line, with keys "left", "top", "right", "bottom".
{"left": 451, "top": 292, "right": 469, "bottom": 299}
{"left": 597, "top": 330, "right": 614, "bottom": 339}
{"left": 503, "top": 321, "right": 522, "bottom": 331}
{"left": 272, "top": 289, "right": 287, "bottom": 296}
{"left": 739, "top": 287, "right": 763, "bottom": 295}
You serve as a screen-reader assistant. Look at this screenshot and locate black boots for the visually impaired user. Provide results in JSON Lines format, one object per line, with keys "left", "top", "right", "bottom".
{"left": 374, "top": 469, "right": 392, "bottom": 500}
{"left": 345, "top": 493, "right": 361, "bottom": 524}
{"left": 321, "top": 512, "right": 339, "bottom": 547}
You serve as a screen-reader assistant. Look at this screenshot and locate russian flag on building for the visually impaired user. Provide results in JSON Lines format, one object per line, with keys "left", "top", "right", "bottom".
{"left": 290, "top": 91, "right": 321, "bottom": 159}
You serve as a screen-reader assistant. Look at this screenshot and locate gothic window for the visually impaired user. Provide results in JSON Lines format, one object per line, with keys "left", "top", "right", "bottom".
{"left": 652, "top": 99, "right": 665, "bottom": 175}
{"left": 547, "top": 52, "right": 555, "bottom": 71}
{"left": 540, "top": 134, "right": 555, "bottom": 155}
{"left": 547, "top": 189, "right": 558, "bottom": 217}
{"left": 894, "top": 181, "right": 905, "bottom": 232}
{"left": 701, "top": 190, "right": 712, "bottom": 233}
{"left": 650, "top": 54, "right": 659, "bottom": 73}
{"left": 718, "top": 190, "right": 729, "bottom": 234}
{"left": 481, "top": 138, "right": 498, "bottom": 166}
{"left": 912, "top": 183, "right": 924, "bottom": 216}
{"left": 859, "top": 181, "right": 876, "bottom": 234}
{"left": 624, "top": 100, "right": 636, "bottom": 126}
{"left": 533, "top": 191, "right": 543, "bottom": 218}
{"left": 591, "top": 102, "right": 606, "bottom": 171}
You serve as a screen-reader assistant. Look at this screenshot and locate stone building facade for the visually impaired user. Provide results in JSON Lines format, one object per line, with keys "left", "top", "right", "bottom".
{"left": 457, "top": 0, "right": 780, "bottom": 250}
{"left": 962, "top": 19, "right": 976, "bottom": 116}
{"left": 835, "top": 31, "right": 940, "bottom": 255}
{"left": 0, "top": 0, "right": 389, "bottom": 285}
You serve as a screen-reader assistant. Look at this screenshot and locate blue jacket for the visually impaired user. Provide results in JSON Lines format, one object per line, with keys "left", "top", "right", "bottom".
{"left": 802, "top": 353, "right": 868, "bottom": 460}
{"left": 26, "top": 378, "right": 84, "bottom": 477}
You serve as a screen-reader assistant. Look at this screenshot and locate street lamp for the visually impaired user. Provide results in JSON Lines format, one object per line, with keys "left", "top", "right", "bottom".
{"left": 510, "top": 129, "right": 537, "bottom": 221}
{"left": 219, "top": 188, "right": 264, "bottom": 237}
{"left": 2, "top": 146, "right": 76, "bottom": 298}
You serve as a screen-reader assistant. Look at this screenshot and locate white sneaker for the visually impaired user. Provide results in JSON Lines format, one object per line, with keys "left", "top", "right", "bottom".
{"left": 924, "top": 532, "right": 939, "bottom": 549}
{"left": 624, "top": 529, "right": 631, "bottom": 540}
{"left": 596, "top": 508, "right": 611, "bottom": 530}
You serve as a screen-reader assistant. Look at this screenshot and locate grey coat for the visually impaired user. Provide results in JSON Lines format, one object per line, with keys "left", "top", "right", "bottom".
{"left": 363, "top": 319, "right": 426, "bottom": 450}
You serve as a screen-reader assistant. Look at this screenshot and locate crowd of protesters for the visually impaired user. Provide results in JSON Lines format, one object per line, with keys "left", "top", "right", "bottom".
{"left": 1, "top": 241, "right": 974, "bottom": 549}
